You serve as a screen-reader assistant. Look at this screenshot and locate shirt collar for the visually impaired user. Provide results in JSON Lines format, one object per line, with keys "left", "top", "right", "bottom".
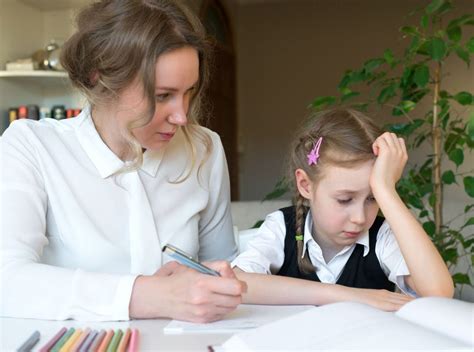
{"left": 302, "top": 211, "right": 370, "bottom": 258}
{"left": 75, "top": 105, "right": 165, "bottom": 178}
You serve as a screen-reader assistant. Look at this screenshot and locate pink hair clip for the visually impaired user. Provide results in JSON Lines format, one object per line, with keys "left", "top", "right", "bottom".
{"left": 307, "top": 137, "right": 323, "bottom": 166}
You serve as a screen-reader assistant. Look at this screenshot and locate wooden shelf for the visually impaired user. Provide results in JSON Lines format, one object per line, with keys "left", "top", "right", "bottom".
{"left": 0, "top": 71, "right": 68, "bottom": 78}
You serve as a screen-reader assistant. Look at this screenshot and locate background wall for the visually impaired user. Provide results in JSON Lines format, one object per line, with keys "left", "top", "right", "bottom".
{"left": 234, "top": 0, "right": 474, "bottom": 201}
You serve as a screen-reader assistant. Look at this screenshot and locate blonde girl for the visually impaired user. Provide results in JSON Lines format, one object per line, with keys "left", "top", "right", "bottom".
{"left": 232, "top": 109, "right": 453, "bottom": 311}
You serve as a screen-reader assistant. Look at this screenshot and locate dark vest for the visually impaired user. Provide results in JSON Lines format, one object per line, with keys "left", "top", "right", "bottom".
{"left": 276, "top": 206, "right": 395, "bottom": 291}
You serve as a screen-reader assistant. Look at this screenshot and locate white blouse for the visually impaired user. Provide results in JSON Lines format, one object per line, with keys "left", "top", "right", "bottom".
{"left": 232, "top": 210, "right": 416, "bottom": 295}
{"left": 0, "top": 106, "right": 237, "bottom": 321}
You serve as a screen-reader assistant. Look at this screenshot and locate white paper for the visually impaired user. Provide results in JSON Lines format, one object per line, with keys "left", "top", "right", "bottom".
{"left": 218, "top": 299, "right": 473, "bottom": 351}
{"left": 163, "top": 304, "right": 312, "bottom": 334}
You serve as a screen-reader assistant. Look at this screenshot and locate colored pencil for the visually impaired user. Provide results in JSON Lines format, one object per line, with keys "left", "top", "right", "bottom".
{"left": 78, "top": 330, "right": 98, "bottom": 352}
{"left": 117, "top": 328, "right": 131, "bottom": 352}
{"left": 87, "top": 330, "right": 106, "bottom": 352}
{"left": 51, "top": 328, "right": 75, "bottom": 352}
{"left": 127, "top": 329, "right": 139, "bottom": 352}
{"left": 70, "top": 328, "right": 90, "bottom": 352}
{"left": 59, "top": 328, "right": 82, "bottom": 352}
{"left": 17, "top": 330, "right": 40, "bottom": 352}
{"left": 106, "top": 329, "right": 123, "bottom": 352}
{"left": 40, "top": 327, "right": 67, "bottom": 352}
{"left": 96, "top": 329, "right": 114, "bottom": 352}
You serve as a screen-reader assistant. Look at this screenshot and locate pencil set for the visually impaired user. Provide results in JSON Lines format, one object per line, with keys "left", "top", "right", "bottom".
{"left": 17, "top": 327, "right": 139, "bottom": 352}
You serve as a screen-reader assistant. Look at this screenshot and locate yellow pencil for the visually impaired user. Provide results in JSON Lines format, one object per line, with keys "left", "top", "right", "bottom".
{"left": 59, "top": 329, "right": 82, "bottom": 352}
{"left": 70, "top": 328, "right": 91, "bottom": 352}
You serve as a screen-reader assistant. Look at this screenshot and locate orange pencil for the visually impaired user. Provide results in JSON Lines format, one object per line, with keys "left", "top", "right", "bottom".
{"left": 117, "top": 329, "right": 131, "bottom": 352}
{"left": 96, "top": 329, "right": 114, "bottom": 352}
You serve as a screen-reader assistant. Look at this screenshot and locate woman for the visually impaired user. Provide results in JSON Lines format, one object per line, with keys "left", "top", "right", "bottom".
{"left": 0, "top": 0, "right": 245, "bottom": 322}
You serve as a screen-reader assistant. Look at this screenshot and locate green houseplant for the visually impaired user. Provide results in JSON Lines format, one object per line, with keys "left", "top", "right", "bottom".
{"left": 267, "top": 0, "right": 474, "bottom": 293}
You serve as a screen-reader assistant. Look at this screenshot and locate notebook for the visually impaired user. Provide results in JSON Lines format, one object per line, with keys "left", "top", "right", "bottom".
{"left": 212, "top": 297, "right": 473, "bottom": 350}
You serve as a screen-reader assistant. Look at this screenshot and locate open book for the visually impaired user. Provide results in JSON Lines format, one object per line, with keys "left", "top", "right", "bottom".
{"left": 212, "top": 297, "right": 473, "bottom": 351}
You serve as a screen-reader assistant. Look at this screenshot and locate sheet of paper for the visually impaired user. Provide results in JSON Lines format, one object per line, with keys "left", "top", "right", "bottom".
{"left": 163, "top": 304, "right": 312, "bottom": 334}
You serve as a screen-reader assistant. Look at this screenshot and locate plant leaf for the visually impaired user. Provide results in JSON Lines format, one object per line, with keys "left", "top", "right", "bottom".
{"left": 442, "top": 170, "right": 456, "bottom": 184}
{"left": 363, "top": 58, "right": 385, "bottom": 73}
{"left": 455, "top": 47, "right": 470, "bottom": 66}
{"left": 423, "top": 221, "right": 436, "bottom": 236}
{"left": 421, "top": 14, "right": 429, "bottom": 28}
{"left": 413, "top": 65, "right": 430, "bottom": 87}
{"left": 426, "top": 0, "right": 445, "bottom": 14}
{"left": 462, "top": 217, "right": 474, "bottom": 228}
{"left": 400, "top": 26, "right": 419, "bottom": 36}
{"left": 311, "top": 96, "right": 337, "bottom": 110}
{"left": 383, "top": 49, "right": 395, "bottom": 68}
{"left": 467, "top": 110, "right": 474, "bottom": 141}
{"left": 452, "top": 273, "right": 471, "bottom": 285}
{"left": 467, "top": 37, "right": 474, "bottom": 53}
{"left": 426, "top": 38, "right": 447, "bottom": 61}
{"left": 448, "top": 148, "right": 464, "bottom": 167}
{"left": 464, "top": 176, "right": 474, "bottom": 198}
{"left": 392, "top": 100, "right": 416, "bottom": 116}
{"left": 453, "top": 91, "right": 473, "bottom": 105}
{"left": 447, "top": 25, "right": 462, "bottom": 42}
{"left": 377, "top": 83, "right": 397, "bottom": 104}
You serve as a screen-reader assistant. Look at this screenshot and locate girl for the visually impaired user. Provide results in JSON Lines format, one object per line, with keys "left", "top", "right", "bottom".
{"left": 232, "top": 109, "right": 454, "bottom": 311}
{"left": 0, "top": 0, "right": 245, "bottom": 322}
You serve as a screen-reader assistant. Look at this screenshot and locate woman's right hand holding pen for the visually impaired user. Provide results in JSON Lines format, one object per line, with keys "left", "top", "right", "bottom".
{"left": 129, "top": 261, "right": 247, "bottom": 322}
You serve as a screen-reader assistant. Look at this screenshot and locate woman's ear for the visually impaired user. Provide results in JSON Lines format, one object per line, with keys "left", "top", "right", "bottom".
{"left": 295, "top": 168, "right": 313, "bottom": 200}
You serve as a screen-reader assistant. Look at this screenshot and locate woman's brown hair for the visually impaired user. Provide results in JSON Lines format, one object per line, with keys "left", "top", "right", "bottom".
{"left": 61, "top": 0, "right": 212, "bottom": 177}
{"left": 288, "top": 109, "right": 383, "bottom": 273}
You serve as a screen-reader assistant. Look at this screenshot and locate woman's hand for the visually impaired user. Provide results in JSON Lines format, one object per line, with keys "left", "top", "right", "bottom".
{"left": 370, "top": 132, "right": 408, "bottom": 197}
{"left": 129, "top": 261, "right": 247, "bottom": 322}
{"left": 348, "top": 287, "right": 414, "bottom": 311}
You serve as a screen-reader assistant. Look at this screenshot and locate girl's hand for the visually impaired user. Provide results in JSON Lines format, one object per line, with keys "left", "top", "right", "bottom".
{"left": 349, "top": 287, "right": 414, "bottom": 311}
{"left": 130, "top": 261, "right": 247, "bottom": 322}
{"left": 370, "top": 132, "right": 408, "bottom": 196}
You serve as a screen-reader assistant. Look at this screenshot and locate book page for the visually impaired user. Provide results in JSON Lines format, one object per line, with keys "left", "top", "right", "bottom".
{"left": 396, "top": 296, "right": 473, "bottom": 346}
{"left": 164, "top": 304, "right": 312, "bottom": 334}
{"left": 219, "top": 302, "right": 470, "bottom": 351}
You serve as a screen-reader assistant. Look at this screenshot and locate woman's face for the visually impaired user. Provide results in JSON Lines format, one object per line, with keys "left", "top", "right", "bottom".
{"left": 115, "top": 46, "right": 199, "bottom": 151}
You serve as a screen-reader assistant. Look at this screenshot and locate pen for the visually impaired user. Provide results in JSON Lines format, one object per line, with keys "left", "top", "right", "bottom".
{"left": 162, "top": 244, "right": 221, "bottom": 276}
{"left": 17, "top": 330, "right": 40, "bottom": 352}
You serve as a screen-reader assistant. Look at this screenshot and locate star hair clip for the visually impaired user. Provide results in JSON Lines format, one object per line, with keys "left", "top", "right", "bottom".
{"left": 307, "top": 137, "right": 323, "bottom": 166}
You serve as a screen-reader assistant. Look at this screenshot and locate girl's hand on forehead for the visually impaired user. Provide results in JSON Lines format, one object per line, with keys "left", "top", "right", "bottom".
{"left": 370, "top": 132, "right": 408, "bottom": 195}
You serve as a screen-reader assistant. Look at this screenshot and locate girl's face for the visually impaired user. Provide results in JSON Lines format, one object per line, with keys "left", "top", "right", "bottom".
{"left": 296, "top": 160, "right": 379, "bottom": 252}
{"left": 115, "top": 46, "right": 199, "bottom": 151}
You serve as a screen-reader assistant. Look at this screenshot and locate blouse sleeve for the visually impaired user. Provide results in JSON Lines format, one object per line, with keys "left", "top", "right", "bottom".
{"left": 375, "top": 220, "right": 417, "bottom": 296}
{"left": 231, "top": 210, "right": 287, "bottom": 274}
{"left": 197, "top": 131, "right": 238, "bottom": 262}
{"left": 0, "top": 123, "right": 136, "bottom": 321}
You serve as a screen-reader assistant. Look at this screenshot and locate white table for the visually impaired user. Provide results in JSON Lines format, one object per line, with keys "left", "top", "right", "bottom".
{"left": 1, "top": 305, "right": 311, "bottom": 351}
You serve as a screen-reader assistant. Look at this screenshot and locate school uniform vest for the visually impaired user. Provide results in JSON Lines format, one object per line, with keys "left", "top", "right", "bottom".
{"left": 276, "top": 206, "right": 395, "bottom": 291}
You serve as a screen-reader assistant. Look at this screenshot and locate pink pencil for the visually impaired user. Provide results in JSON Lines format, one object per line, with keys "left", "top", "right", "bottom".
{"left": 39, "top": 327, "right": 67, "bottom": 352}
{"left": 127, "top": 329, "right": 139, "bottom": 352}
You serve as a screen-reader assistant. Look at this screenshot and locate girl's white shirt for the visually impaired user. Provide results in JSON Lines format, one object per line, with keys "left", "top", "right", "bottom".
{"left": 232, "top": 210, "right": 416, "bottom": 296}
{"left": 0, "top": 106, "right": 237, "bottom": 321}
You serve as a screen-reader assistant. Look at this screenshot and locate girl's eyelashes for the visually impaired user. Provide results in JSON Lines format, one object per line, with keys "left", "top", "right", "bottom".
{"left": 337, "top": 198, "right": 352, "bottom": 204}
